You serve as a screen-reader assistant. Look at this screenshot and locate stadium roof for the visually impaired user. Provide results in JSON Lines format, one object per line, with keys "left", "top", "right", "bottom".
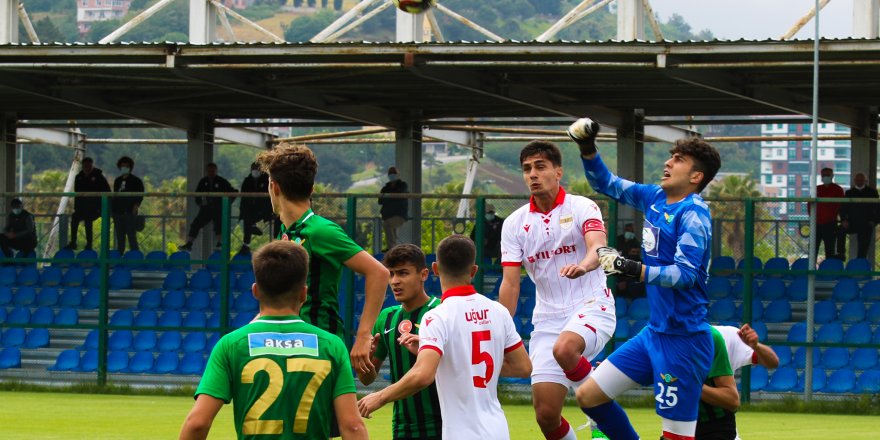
{"left": 0, "top": 38, "right": 878, "bottom": 129}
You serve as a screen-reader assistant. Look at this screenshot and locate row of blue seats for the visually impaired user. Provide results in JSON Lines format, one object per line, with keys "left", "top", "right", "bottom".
{"left": 708, "top": 297, "right": 880, "bottom": 324}
{"left": 108, "top": 308, "right": 254, "bottom": 329}
{"left": 44, "top": 349, "right": 207, "bottom": 375}
{"left": 773, "top": 345, "right": 880, "bottom": 371}
{"left": 84, "top": 330, "right": 221, "bottom": 353}
{"left": 162, "top": 269, "right": 254, "bottom": 292}
{"left": 0, "top": 307, "right": 79, "bottom": 327}
{"left": 0, "top": 328, "right": 50, "bottom": 349}
{"left": 753, "top": 365, "right": 880, "bottom": 394}
{"left": 0, "top": 266, "right": 132, "bottom": 289}
{"left": 711, "top": 256, "right": 872, "bottom": 278}
{"left": 0, "top": 287, "right": 99, "bottom": 309}
{"left": 3, "top": 248, "right": 255, "bottom": 273}
{"left": 136, "top": 289, "right": 257, "bottom": 313}
{"left": 709, "top": 277, "right": 880, "bottom": 302}
{"left": 785, "top": 321, "right": 880, "bottom": 345}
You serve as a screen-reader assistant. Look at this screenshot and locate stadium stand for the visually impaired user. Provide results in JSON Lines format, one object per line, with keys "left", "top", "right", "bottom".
{"left": 54, "top": 308, "right": 78, "bottom": 325}
{"left": 766, "top": 366, "right": 798, "bottom": 392}
{"left": 48, "top": 349, "right": 79, "bottom": 371}
{"left": 844, "top": 322, "right": 872, "bottom": 344}
{"left": 39, "top": 267, "right": 63, "bottom": 286}
{"left": 154, "top": 352, "right": 179, "bottom": 374}
{"left": 750, "top": 365, "right": 769, "bottom": 391}
{"left": 758, "top": 278, "right": 786, "bottom": 300}
{"left": 831, "top": 278, "right": 860, "bottom": 302}
{"left": 0, "top": 347, "right": 21, "bottom": 369}
{"left": 707, "top": 277, "right": 732, "bottom": 300}
{"left": 78, "top": 350, "right": 98, "bottom": 372}
{"left": 825, "top": 368, "right": 857, "bottom": 393}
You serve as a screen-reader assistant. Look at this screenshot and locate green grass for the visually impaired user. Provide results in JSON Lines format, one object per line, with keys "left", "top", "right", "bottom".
{"left": 1, "top": 391, "right": 878, "bottom": 439}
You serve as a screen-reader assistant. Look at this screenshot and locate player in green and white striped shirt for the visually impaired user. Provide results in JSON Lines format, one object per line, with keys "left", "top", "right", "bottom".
{"left": 358, "top": 244, "right": 442, "bottom": 440}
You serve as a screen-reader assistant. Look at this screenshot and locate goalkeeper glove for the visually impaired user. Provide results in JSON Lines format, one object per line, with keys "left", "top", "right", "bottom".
{"left": 597, "top": 247, "right": 642, "bottom": 279}
{"left": 567, "top": 117, "right": 601, "bottom": 157}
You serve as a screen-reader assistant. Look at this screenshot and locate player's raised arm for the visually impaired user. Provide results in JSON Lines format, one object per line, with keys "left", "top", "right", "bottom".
{"left": 334, "top": 393, "right": 370, "bottom": 439}
{"left": 739, "top": 324, "right": 780, "bottom": 369}
{"left": 344, "top": 251, "right": 391, "bottom": 373}
{"left": 358, "top": 348, "right": 441, "bottom": 418}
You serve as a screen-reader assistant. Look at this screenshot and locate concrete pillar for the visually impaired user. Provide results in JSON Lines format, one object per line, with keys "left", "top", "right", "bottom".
{"left": 848, "top": 110, "right": 878, "bottom": 261}
{"left": 617, "top": 0, "right": 646, "bottom": 41}
{"left": 187, "top": 118, "right": 215, "bottom": 256}
{"left": 0, "top": 114, "right": 15, "bottom": 195}
{"left": 395, "top": 9, "right": 424, "bottom": 42}
{"left": 0, "top": 0, "right": 18, "bottom": 44}
{"left": 853, "top": 0, "right": 880, "bottom": 38}
{"left": 395, "top": 122, "right": 422, "bottom": 247}
{"left": 189, "top": 0, "right": 218, "bottom": 44}
{"left": 616, "top": 109, "right": 645, "bottom": 229}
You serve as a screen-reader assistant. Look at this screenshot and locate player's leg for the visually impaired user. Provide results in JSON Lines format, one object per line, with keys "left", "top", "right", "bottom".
{"left": 530, "top": 321, "right": 578, "bottom": 440}
{"left": 533, "top": 382, "right": 575, "bottom": 440}
{"left": 650, "top": 330, "right": 713, "bottom": 440}
{"left": 554, "top": 295, "right": 616, "bottom": 386}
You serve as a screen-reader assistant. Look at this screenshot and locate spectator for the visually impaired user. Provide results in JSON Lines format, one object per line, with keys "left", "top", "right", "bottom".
{"left": 378, "top": 166, "right": 408, "bottom": 252}
{"left": 841, "top": 172, "right": 879, "bottom": 259}
{"left": 66, "top": 157, "right": 111, "bottom": 251}
{"left": 816, "top": 167, "right": 845, "bottom": 259}
{"left": 180, "top": 163, "right": 237, "bottom": 252}
{"left": 1, "top": 198, "right": 36, "bottom": 262}
{"left": 470, "top": 203, "right": 504, "bottom": 262}
{"left": 238, "top": 162, "right": 276, "bottom": 255}
{"left": 615, "top": 223, "right": 644, "bottom": 298}
{"left": 112, "top": 156, "right": 144, "bottom": 254}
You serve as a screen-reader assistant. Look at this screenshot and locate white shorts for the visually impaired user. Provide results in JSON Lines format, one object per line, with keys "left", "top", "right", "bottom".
{"left": 529, "top": 293, "right": 616, "bottom": 386}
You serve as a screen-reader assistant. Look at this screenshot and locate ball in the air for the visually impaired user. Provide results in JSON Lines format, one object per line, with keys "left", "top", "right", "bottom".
{"left": 393, "top": 0, "right": 435, "bottom": 14}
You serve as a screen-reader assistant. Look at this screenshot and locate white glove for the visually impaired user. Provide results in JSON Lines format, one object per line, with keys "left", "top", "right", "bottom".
{"left": 567, "top": 117, "right": 601, "bottom": 156}
{"left": 597, "top": 247, "right": 623, "bottom": 275}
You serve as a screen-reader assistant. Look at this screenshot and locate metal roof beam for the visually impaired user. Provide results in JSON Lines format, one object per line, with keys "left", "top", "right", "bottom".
{"left": 17, "top": 127, "right": 85, "bottom": 148}
{"left": 214, "top": 126, "right": 276, "bottom": 149}
{"left": 0, "top": 0, "right": 17, "bottom": 44}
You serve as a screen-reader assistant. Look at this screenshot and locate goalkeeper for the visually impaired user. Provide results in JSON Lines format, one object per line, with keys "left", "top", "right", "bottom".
{"left": 568, "top": 118, "right": 722, "bottom": 440}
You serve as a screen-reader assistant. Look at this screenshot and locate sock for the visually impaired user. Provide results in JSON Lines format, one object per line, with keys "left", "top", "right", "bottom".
{"left": 564, "top": 356, "right": 592, "bottom": 382}
{"left": 661, "top": 432, "right": 693, "bottom": 440}
{"left": 581, "top": 401, "right": 639, "bottom": 440}
{"left": 546, "top": 417, "right": 577, "bottom": 440}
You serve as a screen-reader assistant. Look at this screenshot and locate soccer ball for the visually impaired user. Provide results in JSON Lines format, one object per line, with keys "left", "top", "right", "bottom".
{"left": 392, "top": 0, "right": 435, "bottom": 14}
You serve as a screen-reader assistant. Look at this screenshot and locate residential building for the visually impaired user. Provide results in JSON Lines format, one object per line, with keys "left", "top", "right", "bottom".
{"left": 77, "top": 0, "right": 132, "bottom": 35}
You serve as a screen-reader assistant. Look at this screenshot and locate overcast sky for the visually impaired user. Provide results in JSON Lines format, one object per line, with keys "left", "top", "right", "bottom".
{"left": 648, "top": 0, "right": 853, "bottom": 40}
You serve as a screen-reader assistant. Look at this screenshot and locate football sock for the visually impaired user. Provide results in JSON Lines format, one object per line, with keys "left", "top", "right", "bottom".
{"left": 546, "top": 417, "right": 577, "bottom": 440}
{"left": 564, "top": 355, "right": 592, "bottom": 382}
{"left": 581, "top": 401, "right": 639, "bottom": 440}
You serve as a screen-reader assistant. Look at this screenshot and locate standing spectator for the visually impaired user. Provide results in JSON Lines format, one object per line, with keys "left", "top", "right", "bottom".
{"left": 840, "top": 172, "right": 879, "bottom": 259}
{"left": 378, "top": 166, "right": 408, "bottom": 252}
{"left": 615, "top": 223, "right": 644, "bottom": 298}
{"left": 238, "top": 162, "right": 275, "bottom": 255}
{"left": 66, "top": 157, "right": 111, "bottom": 251}
{"left": 470, "top": 203, "right": 504, "bottom": 262}
{"left": 112, "top": 156, "right": 144, "bottom": 254}
{"left": 1, "top": 198, "right": 36, "bottom": 261}
{"left": 816, "top": 167, "right": 845, "bottom": 259}
{"left": 181, "top": 163, "right": 237, "bottom": 252}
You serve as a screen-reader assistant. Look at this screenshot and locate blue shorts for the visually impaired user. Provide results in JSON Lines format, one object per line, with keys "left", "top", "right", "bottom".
{"left": 606, "top": 326, "right": 713, "bottom": 422}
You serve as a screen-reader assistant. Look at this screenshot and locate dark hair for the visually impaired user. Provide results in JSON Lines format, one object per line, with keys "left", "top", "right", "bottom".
{"left": 256, "top": 143, "right": 317, "bottom": 201}
{"left": 117, "top": 156, "right": 134, "bottom": 168}
{"left": 82, "top": 157, "right": 93, "bottom": 164}
{"left": 207, "top": 163, "right": 217, "bottom": 169}
{"left": 520, "top": 140, "right": 562, "bottom": 167}
{"left": 821, "top": 167, "right": 833, "bottom": 174}
{"left": 436, "top": 234, "right": 475, "bottom": 278}
{"left": 252, "top": 241, "right": 309, "bottom": 308}
{"left": 383, "top": 244, "right": 426, "bottom": 271}
{"left": 669, "top": 138, "right": 721, "bottom": 192}
{"left": 250, "top": 162, "right": 259, "bottom": 170}
{"left": 10, "top": 198, "right": 22, "bottom": 207}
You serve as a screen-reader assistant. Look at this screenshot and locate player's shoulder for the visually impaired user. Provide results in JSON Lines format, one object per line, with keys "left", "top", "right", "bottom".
{"left": 378, "top": 304, "right": 402, "bottom": 320}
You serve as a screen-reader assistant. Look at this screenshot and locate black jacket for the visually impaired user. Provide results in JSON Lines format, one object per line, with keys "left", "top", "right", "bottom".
{"left": 239, "top": 172, "right": 272, "bottom": 220}
{"left": 4, "top": 209, "right": 37, "bottom": 248}
{"left": 378, "top": 179, "right": 408, "bottom": 219}
{"left": 195, "top": 175, "right": 237, "bottom": 208}
{"left": 841, "top": 185, "right": 880, "bottom": 228}
{"left": 112, "top": 174, "right": 145, "bottom": 214}
{"left": 73, "top": 168, "right": 111, "bottom": 218}
{"left": 470, "top": 215, "right": 504, "bottom": 259}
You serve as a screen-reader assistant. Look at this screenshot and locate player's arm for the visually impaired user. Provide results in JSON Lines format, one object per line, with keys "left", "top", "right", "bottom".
{"left": 739, "top": 324, "right": 779, "bottom": 369}
{"left": 344, "top": 251, "right": 391, "bottom": 373}
{"left": 701, "top": 375, "right": 740, "bottom": 412}
{"left": 560, "top": 229, "right": 606, "bottom": 279}
{"left": 358, "top": 349, "right": 441, "bottom": 418}
{"left": 179, "top": 394, "right": 224, "bottom": 440}
{"left": 498, "top": 265, "right": 521, "bottom": 317}
{"left": 334, "top": 393, "right": 370, "bottom": 439}
{"left": 500, "top": 343, "right": 532, "bottom": 378}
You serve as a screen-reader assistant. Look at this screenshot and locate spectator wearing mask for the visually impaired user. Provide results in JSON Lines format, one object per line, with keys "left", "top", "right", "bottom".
{"left": 815, "top": 167, "right": 845, "bottom": 259}
{"left": 67, "top": 157, "right": 111, "bottom": 251}
{"left": 112, "top": 156, "right": 144, "bottom": 254}
{"left": 470, "top": 203, "right": 505, "bottom": 262}
{"left": 841, "top": 172, "right": 879, "bottom": 259}
{"left": 378, "top": 166, "right": 408, "bottom": 252}
{"left": 180, "top": 163, "right": 237, "bottom": 252}
{"left": 1, "top": 198, "right": 37, "bottom": 261}
{"left": 238, "top": 162, "right": 276, "bottom": 255}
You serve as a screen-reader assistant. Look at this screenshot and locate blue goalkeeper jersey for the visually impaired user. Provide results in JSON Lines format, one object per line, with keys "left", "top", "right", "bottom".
{"left": 583, "top": 154, "right": 711, "bottom": 335}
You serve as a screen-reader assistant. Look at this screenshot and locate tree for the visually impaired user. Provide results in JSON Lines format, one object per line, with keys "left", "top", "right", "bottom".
{"left": 32, "top": 17, "right": 65, "bottom": 43}
{"left": 283, "top": 9, "right": 338, "bottom": 42}
{"left": 707, "top": 174, "right": 767, "bottom": 260}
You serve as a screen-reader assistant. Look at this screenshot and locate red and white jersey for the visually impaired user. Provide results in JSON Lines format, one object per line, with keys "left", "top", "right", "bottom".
{"left": 501, "top": 187, "right": 608, "bottom": 322}
{"left": 715, "top": 325, "right": 756, "bottom": 370}
{"left": 418, "top": 285, "right": 523, "bottom": 440}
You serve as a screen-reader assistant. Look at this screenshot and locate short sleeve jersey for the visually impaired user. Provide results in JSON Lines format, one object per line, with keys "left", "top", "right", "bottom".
{"left": 195, "top": 315, "right": 356, "bottom": 440}
{"left": 500, "top": 187, "right": 608, "bottom": 322}
{"left": 418, "top": 286, "right": 523, "bottom": 439}
{"left": 280, "top": 209, "right": 363, "bottom": 338}
{"left": 583, "top": 154, "right": 712, "bottom": 335}
{"left": 714, "top": 325, "right": 755, "bottom": 370}
{"left": 372, "top": 297, "right": 442, "bottom": 439}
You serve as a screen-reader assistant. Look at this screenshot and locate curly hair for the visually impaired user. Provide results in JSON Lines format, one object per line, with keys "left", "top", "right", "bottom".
{"left": 670, "top": 138, "right": 721, "bottom": 192}
{"left": 256, "top": 142, "right": 317, "bottom": 201}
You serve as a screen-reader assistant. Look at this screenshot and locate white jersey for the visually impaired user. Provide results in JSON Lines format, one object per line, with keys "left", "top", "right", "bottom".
{"left": 715, "top": 325, "right": 755, "bottom": 370}
{"left": 501, "top": 188, "right": 608, "bottom": 322}
{"left": 418, "top": 285, "right": 523, "bottom": 440}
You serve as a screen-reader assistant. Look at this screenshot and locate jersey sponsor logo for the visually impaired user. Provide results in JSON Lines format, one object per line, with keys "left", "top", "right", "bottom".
{"left": 465, "top": 308, "right": 490, "bottom": 324}
{"left": 524, "top": 224, "right": 531, "bottom": 233}
{"left": 248, "top": 332, "right": 319, "bottom": 357}
{"left": 383, "top": 327, "right": 394, "bottom": 335}
{"left": 398, "top": 319, "right": 413, "bottom": 334}
{"left": 643, "top": 220, "right": 660, "bottom": 258}
{"left": 526, "top": 244, "right": 578, "bottom": 263}
{"left": 559, "top": 214, "right": 574, "bottom": 230}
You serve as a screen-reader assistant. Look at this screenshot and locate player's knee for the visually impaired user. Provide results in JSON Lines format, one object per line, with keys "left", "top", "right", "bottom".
{"left": 552, "top": 333, "right": 584, "bottom": 366}
{"left": 576, "top": 379, "right": 607, "bottom": 408}
{"left": 533, "top": 403, "right": 560, "bottom": 429}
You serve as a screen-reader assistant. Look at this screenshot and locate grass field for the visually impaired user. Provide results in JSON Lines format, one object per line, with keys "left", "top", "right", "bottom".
{"left": 1, "top": 391, "right": 877, "bottom": 439}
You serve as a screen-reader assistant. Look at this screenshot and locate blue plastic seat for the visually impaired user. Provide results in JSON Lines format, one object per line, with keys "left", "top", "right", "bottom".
{"left": 766, "top": 366, "right": 798, "bottom": 391}
{"left": 737, "top": 256, "right": 762, "bottom": 272}
{"left": 212, "top": 272, "right": 235, "bottom": 292}
{"left": 189, "top": 269, "right": 213, "bottom": 291}
{"left": 851, "top": 348, "right": 878, "bottom": 370}
{"left": 758, "top": 278, "right": 786, "bottom": 300}
{"left": 236, "top": 271, "right": 256, "bottom": 292}
{"left": 206, "top": 250, "right": 223, "bottom": 272}
{"left": 614, "top": 297, "right": 627, "bottom": 319}
{"left": 122, "top": 250, "right": 145, "bottom": 269}
{"left": 48, "top": 349, "right": 80, "bottom": 371}
{"left": 772, "top": 345, "right": 792, "bottom": 367}
{"left": 30, "top": 306, "right": 54, "bottom": 325}
{"left": 24, "top": 328, "right": 49, "bottom": 348}
{"left": 183, "top": 311, "right": 207, "bottom": 328}
{"left": 206, "top": 333, "right": 220, "bottom": 351}
{"left": 182, "top": 332, "right": 207, "bottom": 353}
{"left": 787, "top": 322, "right": 807, "bottom": 343}
{"left": 129, "top": 351, "right": 154, "bottom": 373}
{"left": 817, "top": 258, "right": 844, "bottom": 280}
{"left": 13, "top": 286, "right": 36, "bottom": 306}
{"left": 825, "top": 368, "right": 856, "bottom": 393}
{"left": 520, "top": 295, "right": 536, "bottom": 315}
{"left": 839, "top": 301, "right": 866, "bottom": 323}
{"left": 0, "top": 266, "right": 16, "bottom": 286}
{"left": 831, "top": 279, "right": 860, "bottom": 302}
{"left": 84, "top": 270, "right": 102, "bottom": 289}
{"left": 751, "top": 321, "right": 768, "bottom": 341}
{"left": 707, "top": 278, "right": 732, "bottom": 300}
{"left": 790, "top": 257, "right": 810, "bottom": 274}
{"left": 77, "top": 350, "right": 98, "bottom": 372}
{"left": 630, "top": 319, "right": 647, "bottom": 335}
{"left": 58, "top": 288, "right": 82, "bottom": 307}
{"left": 0, "top": 307, "right": 5, "bottom": 324}
{"left": 786, "top": 277, "right": 808, "bottom": 301}
{"left": 36, "top": 287, "right": 60, "bottom": 307}
{"left": 763, "top": 257, "right": 789, "bottom": 276}
{"left": 7, "top": 306, "right": 30, "bottom": 325}
{"left": 844, "top": 258, "right": 871, "bottom": 279}
{"left": 731, "top": 279, "right": 758, "bottom": 298}
{"left": 159, "top": 310, "right": 183, "bottom": 327}
{"left": 15, "top": 250, "right": 36, "bottom": 267}
{"left": 740, "top": 299, "right": 764, "bottom": 322}
{"left": 816, "top": 322, "right": 844, "bottom": 343}
{"left": 796, "top": 368, "right": 826, "bottom": 392}
{"left": 52, "top": 248, "right": 75, "bottom": 267}
{"left": 108, "top": 330, "right": 134, "bottom": 351}
{"left": 185, "top": 290, "right": 210, "bottom": 312}
{"left": 137, "top": 289, "right": 162, "bottom": 310}
{"left": 793, "top": 346, "right": 822, "bottom": 368}
{"left": 710, "top": 256, "right": 736, "bottom": 276}
{"left": 868, "top": 302, "right": 880, "bottom": 324}
{"left": 614, "top": 319, "right": 630, "bottom": 339}
{"left": 813, "top": 300, "right": 837, "bottom": 324}
{"left": 750, "top": 365, "right": 769, "bottom": 391}
{"left": 709, "top": 299, "right": 736, "bottom": 322}
{"left": 76, "top": 249, "right": 98, "bottom": 267}
{"left": 861, "top": 280, "right": 880, "bottom": 300}
{"left": 143, "top": 251, "right": 167, "bottom": 270}
{"left": 16, "top": 267, "right": 39, "bottom": 286}
{"left": 230, "top": 253, "right": 252, "bottom": 273}
{"left": 234, "top": 292, "right": 258, "bottom": 313}
{"left": 821, "top": 347, "right": 850, "bottom": 369}
{"left": 628, "top": 297, "right": 650, "bottom": 320}
{"left": 764, "top": 299, "right": 792, "bottom": 323}
{"left": 231, "top": 312, "right": 254, "bottom": 328}
{"left": 82, "top": 288, "right": 100, "bottom": 308}
{"left": 163, "top": 269, "right": 188, "bottom": 290}
{"left": 178, "top": 352, "right": 205, "bottom": 375}
{"left": 167, "top": 251, "right": 191, "bottom": 270}
{"left": 0, "top": 347, "right": 21, "bottom": 369}
{"left": 2, "top": 328, "right": 25, "bottom": 347}
{"left": 40, "top": 267, "right": 63, "bottom": 287}
{"left": 162, "top": 290, "right": 186, "bottom": 311}
{"left": 207, "top": 313, "right": 220, "bottom": 329}
{"left": 134, "top": 310, "right": 158, "bottom": 327}
{"left": 857, "top": 369, "right": 880, "bottom": 393}
{"left": 80, "top": 329, "right": 99, "bottom": 350}
{"left": 0, "top": 286, "right": 11, "bottom": 305}
{"left": 107, "top": 351, "right": 129, "bottom": 373}
{"left": 157, "top": 331, "right": 182, "bottom": 352}
{"left": 154, "top": 351, "right": 179, "bottom": 374}
{"left": 110, "top": 309, "right": 134, "bottom": 327}
{"left": 132, "top": 331, "right": 157, "bottom": 351}
{"left": 107, "top": 249, "right": 122, "bottom": 263}
{"left": 844, "top": 322, "right": 872, "bottom": 344}
{"left": 108, "top": 268, "right": 132, "bottom": 290}
{"left": 55, "top": 308, "right": 78, "bottom": 325}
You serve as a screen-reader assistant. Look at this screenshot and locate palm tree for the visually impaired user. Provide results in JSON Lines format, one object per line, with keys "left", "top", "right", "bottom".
{"left": 707, "top": 174, "right": 764, "bottom": 259}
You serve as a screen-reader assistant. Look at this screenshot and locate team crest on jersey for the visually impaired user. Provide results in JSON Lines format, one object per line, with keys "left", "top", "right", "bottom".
{"left": 643, "top": 220, "right": 660, "bottom": 258}
{"left": 559, "top": 214, "right": 574, "bottom": 230}
{"left": 398, "top": 319, "right": 413, "bottom": 334}
{"left": 660, "top": 373, "right": 678, "bottom": 384}
{"left": 664, "top": 212, "right": 675, "bottom": 224}
{"left": 248, "top": 332, "right": 319, "bottom": 357}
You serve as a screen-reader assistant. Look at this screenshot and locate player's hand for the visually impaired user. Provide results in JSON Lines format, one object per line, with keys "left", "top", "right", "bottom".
{"left": 559, "top": 263, "right": 587, "bottom": 279}
{"left": 567, "top": 117, "right": 601, "bottom": 157}
{"left": 738, "top": 323, "right": 759, "bottom": 349}
{"left": 369, "top": 333, "right": 380, "bottom": 357}
{"left": 397, "top": 333, "right": 420, "bottom": 355}
{"left": 350, "top": 334, "right": 373, "bottom": 374}
{"left": 597, "top": 246, "right": 642, "bottom": 279}
{"left": 357, "top": 392, "right": 386, "bottom": 418}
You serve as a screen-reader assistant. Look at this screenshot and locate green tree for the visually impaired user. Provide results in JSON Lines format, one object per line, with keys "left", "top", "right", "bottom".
{"left": 707, "top": 174, "right": 767, "bottom": 260}
{"left": 23, "top": 169, "right": 67, "bottom": 216}
{"left": 32, "top": 17, "right": 65, "bottom": 43}
{"left": 284, "top": 9, "right": 338, "bottom": 42}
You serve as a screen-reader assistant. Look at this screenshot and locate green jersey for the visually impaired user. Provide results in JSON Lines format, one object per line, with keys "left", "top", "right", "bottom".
{"left": 280, "top": 209, "right": 363, "bottom": 338}
{"left": 696, "top": 327, "right": 736, "bottom": 436}
{"left": 195, "top": 315, "right": 356, "bottom": 440}
{"left": 373, "top": 297, "right": 443, "bottom": 439}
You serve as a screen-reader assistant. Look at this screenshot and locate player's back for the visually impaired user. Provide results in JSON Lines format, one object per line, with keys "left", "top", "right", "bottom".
{"left": 418, "top": 287, "right": 522, "bottom": 439}
{"left": 196, "top": 315, "right": 356, "bottom": 440}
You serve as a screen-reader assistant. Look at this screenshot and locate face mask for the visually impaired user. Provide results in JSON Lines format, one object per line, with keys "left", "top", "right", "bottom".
{"left": 11, "top": 208, "right": 21, "bottom": 215}
{"left": 485, "top": 213, "right": 495, "bottom": 221}
{"left": 624, "top": 231, "right": 635, "bottom": 240}
{"left": 388, "top": 173, "right": 398, "bottom": 181}
{"left": 251, "top": 170, "right": 260, "bottom": 179}
{"left": 855, "top": 183, "right": 866, "bottom": 190}
{"left": 120, "top": 167, "right": 131, "bottom": 175}
{"left": 821, "top": 176, "right": 832, "bottom": 185}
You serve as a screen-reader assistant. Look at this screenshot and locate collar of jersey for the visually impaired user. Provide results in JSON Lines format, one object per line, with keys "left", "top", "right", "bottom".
{"left": 255, "top": 314, "right": 304, "bottom": 323}
{"left": 280, "top": 209, "right": 315, "bottom": 239}
{"left": 441, "top": 285, "right": 477, "bottom": 302}
{"left": 529, "top": 186, "right": 566, "bottom": 213}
